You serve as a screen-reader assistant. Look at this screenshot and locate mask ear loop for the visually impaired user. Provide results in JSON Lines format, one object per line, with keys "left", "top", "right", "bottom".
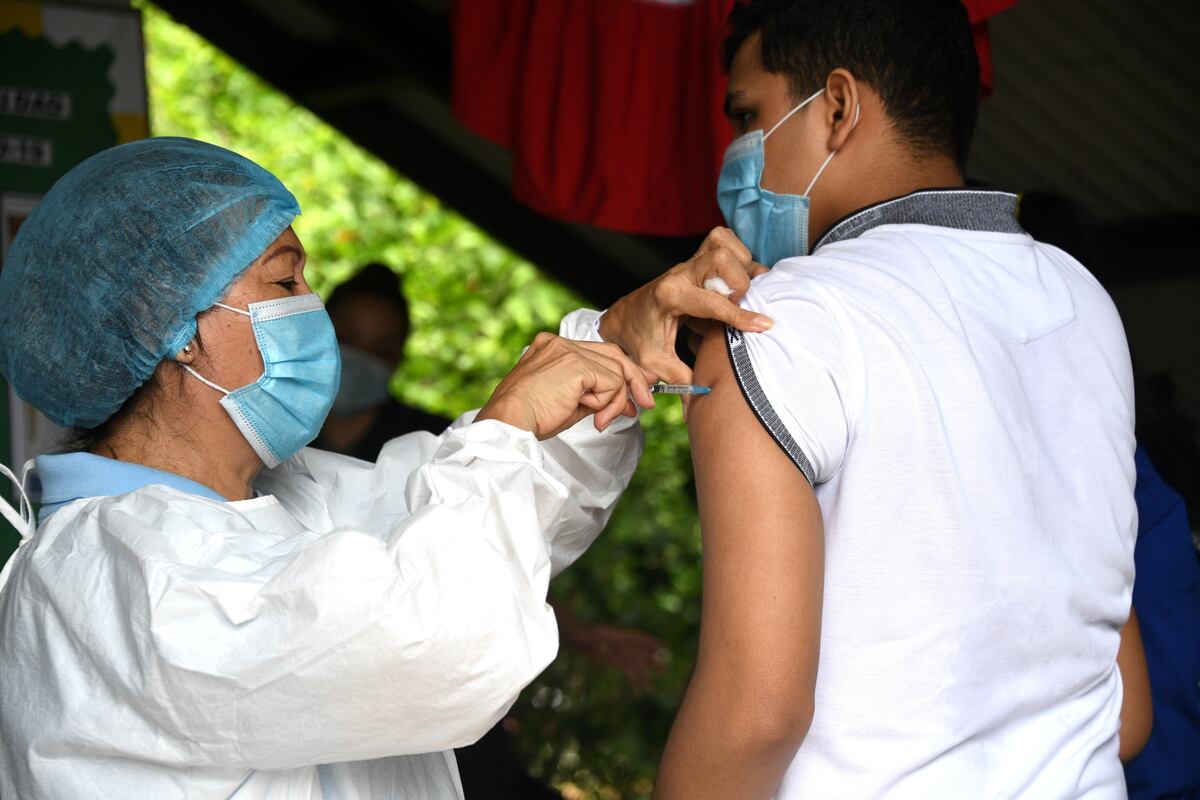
{"left": 0, "top": 460, "right": 37, "bottom": 592}
{"left": 179, "top": 303, "right": 248, "bottom": 395}
{"left": 0, "top": 462, "right": 34, "bottom": 541}
{"left": 18, "top": 458, "right": 34, "bottom": 528}
{"left": 803, "top": 101, "right": 862, "bottom": 198}
{"left": 213, "top": 302, "right": 251, "bottom": 317}
{"left": 763, "top": 88, "right": 826, "bottom": 141}
{"left": 182, "top": 365, "right": 231, "bottom": 396}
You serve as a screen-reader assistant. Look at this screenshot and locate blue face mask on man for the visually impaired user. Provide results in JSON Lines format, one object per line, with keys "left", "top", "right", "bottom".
{"left": 184, "top": 293, "right": 341, "bottom": 468}
{"left": 331, "top": 344, "right": 394, "bottom": 418}
{"left": 716, "top": 88, "right": 858, "bottom": 266}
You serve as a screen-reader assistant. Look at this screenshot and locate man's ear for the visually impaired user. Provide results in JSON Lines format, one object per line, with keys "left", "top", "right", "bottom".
{"left": 823, "top": 68, "right": 861, "bottom": 152}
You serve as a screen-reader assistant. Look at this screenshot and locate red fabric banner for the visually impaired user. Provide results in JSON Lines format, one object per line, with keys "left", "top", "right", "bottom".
{"left": 453, "top": 0, "right": 1017, "bottom": 236}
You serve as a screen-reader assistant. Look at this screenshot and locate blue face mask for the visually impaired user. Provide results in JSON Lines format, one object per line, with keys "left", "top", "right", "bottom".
{"left": 716, "top": 88, "right": 851, "bottom": 266}
{"left": 330, "top": 344, "right": 394, "bottom": 418}
{"left": 184, "top": 293, "right": 342, "bottom": 468}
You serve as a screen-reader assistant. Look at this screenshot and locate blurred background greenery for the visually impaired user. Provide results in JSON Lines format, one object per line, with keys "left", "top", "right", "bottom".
{"left": 139, "top": 3, "right": 702, "bottom": 797}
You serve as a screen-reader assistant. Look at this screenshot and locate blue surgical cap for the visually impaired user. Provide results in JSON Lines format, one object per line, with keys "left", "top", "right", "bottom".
{"left": 0, "top": 137, "right": 300, "bottom": 429}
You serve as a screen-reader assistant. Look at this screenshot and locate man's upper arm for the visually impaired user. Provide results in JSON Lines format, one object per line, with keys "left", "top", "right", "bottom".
{"left": 1116, "top": 606, "right": 1152, "bottom": 762}
{"left": 657, "top": 275, "right": 853, "bottom": 797}
{"left": 687, "top": 325, "right": 825, "bottom": 742}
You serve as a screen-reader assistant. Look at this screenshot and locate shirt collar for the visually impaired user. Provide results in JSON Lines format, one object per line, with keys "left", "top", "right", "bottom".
{"left": 814, "top": 188, "right": 1024, "bottom": 250}
{"left": 34, "top": 452, "right": 226, "bottom": 520}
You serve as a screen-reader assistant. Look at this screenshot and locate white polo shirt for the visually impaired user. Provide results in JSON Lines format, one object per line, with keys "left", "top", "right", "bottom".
{"left": 727, "top": 190, "right": 1137, "bottom": 799}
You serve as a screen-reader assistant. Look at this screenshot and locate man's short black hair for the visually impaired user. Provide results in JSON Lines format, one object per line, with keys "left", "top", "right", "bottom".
{"left": 326, "top": 262, "right": 411, "bottom": 342}
{"left": 722, "top": 0, "right": 980, "bottom": 168}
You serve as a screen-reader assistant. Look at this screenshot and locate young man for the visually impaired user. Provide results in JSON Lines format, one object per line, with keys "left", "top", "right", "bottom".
{"left": 647, "top": 1, "right": 1152, "bottom": 797}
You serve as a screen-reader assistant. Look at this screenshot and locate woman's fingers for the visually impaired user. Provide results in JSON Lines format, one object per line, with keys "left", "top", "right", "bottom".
{"left": 592, "top": 367, "right": 639, "bottom": 431}
{"left": 649, "top": 356, "right": 693, "bottom": 387}
{"left": 657, "top": 252, "right": 771, "bottom": 333}
{"left": 482, "top": 332, "right": 688, "bottom": 439}
{"left": 677, "top": 284, "right": 772, "bottom": 332}
{"left": 571, "top": 341, "right": 657, "bottom": 410}
{"left": 597, "top": 227, "right": 764, "bottom": 391}
{"left": 563, "top": 347, "right": 638, "bottom": 432}
{"left": 693, "top": 226, "right": 752, "bottom": 265}
{"left": 709, "top": 226, "right": 753, "bottom": 264}
{"left": 577, "top": 390, "right": 607, "bottom": 411}
{"left": 694, "top": 245, "right": 753, "bottom": 301}
{"left": 688, "top": 229, "right": 760, "bottom": 302}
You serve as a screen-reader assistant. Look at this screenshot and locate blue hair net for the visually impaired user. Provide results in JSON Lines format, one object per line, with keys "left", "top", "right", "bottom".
{"left": 0, "top": 137, "right": 300, "bottom": 429}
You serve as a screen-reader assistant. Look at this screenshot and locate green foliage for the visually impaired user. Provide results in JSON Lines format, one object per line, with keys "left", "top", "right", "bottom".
{"left": 141, "top": 2, "right": 562, "bottom": 415}
{"left": 141, "top": 4, "right": 701, "bottom": 796}
{"left": 523, "top": 403, "right": 702, "bottom": 797}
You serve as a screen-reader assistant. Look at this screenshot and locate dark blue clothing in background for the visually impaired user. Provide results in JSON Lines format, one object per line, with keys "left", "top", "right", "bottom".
{"left": 1125, "top": 446, "right": 1200, "bottom": 800}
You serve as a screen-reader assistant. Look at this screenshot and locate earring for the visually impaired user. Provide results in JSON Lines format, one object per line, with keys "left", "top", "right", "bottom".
{"left": 182, "top": 342, "right": 195, "bottom": 355}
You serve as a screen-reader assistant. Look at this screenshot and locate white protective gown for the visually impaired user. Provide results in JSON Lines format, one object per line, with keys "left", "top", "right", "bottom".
{"left": 0, "top": 310, "right": 643, "bottom": 799}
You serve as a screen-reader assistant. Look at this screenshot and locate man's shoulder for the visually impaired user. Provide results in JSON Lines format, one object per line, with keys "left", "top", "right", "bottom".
{"left": 747, "top": 234, "right": 926, "bottom": 325}
{"left": 756, "top": 225, "right": 1112, "bottom": 337}
{"left": 763, "top": 230, "right": 932, "bottom": 290}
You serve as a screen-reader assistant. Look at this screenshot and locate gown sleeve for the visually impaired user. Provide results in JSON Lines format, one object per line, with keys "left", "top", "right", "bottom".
{"left": 5, "top": 309, "right": 642, "bottom": 771}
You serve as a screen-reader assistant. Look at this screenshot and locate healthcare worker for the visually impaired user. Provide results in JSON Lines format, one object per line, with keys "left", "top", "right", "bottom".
{"left": 0, "top": 137, "right": 767, "bottom": 800}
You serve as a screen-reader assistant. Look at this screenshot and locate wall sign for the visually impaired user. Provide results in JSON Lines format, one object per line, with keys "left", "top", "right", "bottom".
{"left": 0, "top": 1, "right": 148, "bottom": 488}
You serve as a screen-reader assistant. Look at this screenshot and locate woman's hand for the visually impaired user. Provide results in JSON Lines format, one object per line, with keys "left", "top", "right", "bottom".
{"left": 477, "top": 334, "right": 657, "bottom": 440}
{"left": 599, "top": 227, "right": 772, "bottom": 385}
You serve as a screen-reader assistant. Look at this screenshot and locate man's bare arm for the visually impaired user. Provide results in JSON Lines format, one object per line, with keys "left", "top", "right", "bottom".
{"left": 1117, "top": 607, "right": 1152, "bottom": 762}
{"left": 653, "top": 327, "right": 824, "bottom": 800}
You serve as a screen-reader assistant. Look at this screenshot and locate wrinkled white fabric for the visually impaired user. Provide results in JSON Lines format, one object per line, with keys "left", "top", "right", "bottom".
{"left": 0, "top": 309, "right": 642, "bottom": 800}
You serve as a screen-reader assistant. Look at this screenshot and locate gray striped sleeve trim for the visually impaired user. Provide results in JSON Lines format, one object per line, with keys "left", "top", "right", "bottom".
{"left": 725, "top": 326, "right": 816, "bottom": 485}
